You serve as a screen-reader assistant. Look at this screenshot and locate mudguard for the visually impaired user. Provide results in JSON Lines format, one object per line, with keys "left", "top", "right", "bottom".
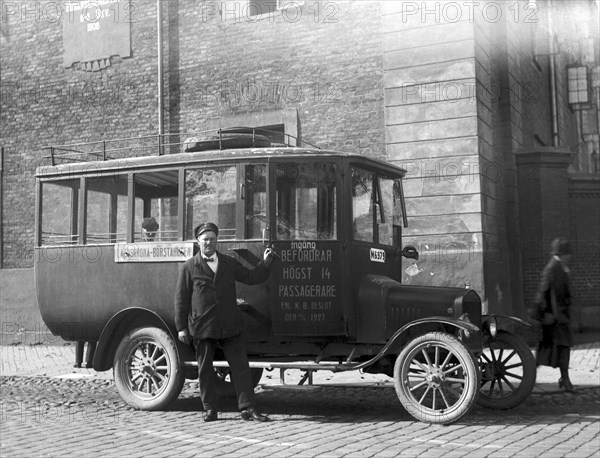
{"left": 93, "top": 307, "right": 181, "bottom": 371}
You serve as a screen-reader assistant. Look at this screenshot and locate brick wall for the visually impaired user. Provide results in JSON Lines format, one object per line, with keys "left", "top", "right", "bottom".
{"left": 568, "top": 176, "right": 600, "bottom": 311}
{"left": 174, "top": 0, "right": 385, "bottom": 156}
{"left": 1, "top": 0, "right": 386, "bottom": 267}
{"left": 1, "top": 1, "right": 162, "bottom": 267}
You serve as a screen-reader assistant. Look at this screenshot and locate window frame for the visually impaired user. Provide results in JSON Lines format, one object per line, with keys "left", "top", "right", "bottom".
{"left": 132, "top": 170, "right": 180, "bottom": 243}
{"left": 350, "top": 164, "right": 404, "bottom": 247}
{"left": 183, "top": 161, "right": 270, "bottom": 242}
{"left": 223, "top": 0, "right": 306, "bottom": 20}
{"left": 269, "top": 158, "right": 341, "bottom": 242}
{"left": 38, "top": 178, "right": 81, "bottom": 246}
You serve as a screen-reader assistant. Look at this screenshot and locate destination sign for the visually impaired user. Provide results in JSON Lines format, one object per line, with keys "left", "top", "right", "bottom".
{"left": 114, "top": 242, "right": 194, "bottom": 263}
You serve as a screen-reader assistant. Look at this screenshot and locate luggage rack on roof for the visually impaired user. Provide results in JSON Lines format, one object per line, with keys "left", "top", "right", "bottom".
{"left": 41, "top": 127, "right": 320, "bottom": 166}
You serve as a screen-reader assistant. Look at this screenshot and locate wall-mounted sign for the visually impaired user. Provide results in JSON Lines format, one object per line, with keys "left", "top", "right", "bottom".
{"left": 115, "top": 242, "right": 195, "bottom": 263}
{"left": 63, "top": 0, "right": 132, "bottom": 69}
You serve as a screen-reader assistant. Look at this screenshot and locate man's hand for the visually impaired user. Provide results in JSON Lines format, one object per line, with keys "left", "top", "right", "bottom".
{"left": 263, "top": 247, "right": 277, "bottom": 266}
{"left": 178, "top": 329, "right": 191, "bottom": 345}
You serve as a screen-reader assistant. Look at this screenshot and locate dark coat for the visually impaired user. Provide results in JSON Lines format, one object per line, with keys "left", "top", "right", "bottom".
{"left": 535, "top": 256, "right": 573, "bottom": 358}
{"left": 174, "top": 251, "right": 270, "bottom": 339}
{"left": 534, "top": 256, "right": 572, "bottom": 325}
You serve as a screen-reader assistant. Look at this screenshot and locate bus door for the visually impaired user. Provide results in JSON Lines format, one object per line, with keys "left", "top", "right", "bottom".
{"left": 187, "top": 162, "right": 273, "bottom": 340}
{"left": 268, "top": 160, "right": 345, "bottom": 337}
{"left": 347, "top": 165, "right": 404, "bottom": 343}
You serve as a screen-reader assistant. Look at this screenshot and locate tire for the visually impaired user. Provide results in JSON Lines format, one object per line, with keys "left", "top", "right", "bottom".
{"left": 477, "top": 330, "right": 536, "bottom": 409}
{"left": 394, "top": 332, "right": 480, "bottom": 424}
{"left": 113, "top": 327, "right": 185, "bottom": 410}
{"left": 214, "top": 367, "right": 264, "bottom": 397}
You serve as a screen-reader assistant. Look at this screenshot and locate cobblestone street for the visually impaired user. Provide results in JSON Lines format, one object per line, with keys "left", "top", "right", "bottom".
{"left": 2, "top": 371, "right": 599, "bottom": 457}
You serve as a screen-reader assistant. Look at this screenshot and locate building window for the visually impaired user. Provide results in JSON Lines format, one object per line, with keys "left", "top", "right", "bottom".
{"left": 247, "top": 0, "right": 304, "bottom": 17}
{"left": 567, "top": 66, "right": 590, "bottom": 105}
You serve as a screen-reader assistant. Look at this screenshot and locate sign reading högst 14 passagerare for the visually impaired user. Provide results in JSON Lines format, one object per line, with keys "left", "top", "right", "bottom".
{"left": 63, "top": 0, "right": 132, "bottom": 68}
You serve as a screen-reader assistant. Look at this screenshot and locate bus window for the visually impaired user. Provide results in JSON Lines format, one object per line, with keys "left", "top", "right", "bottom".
{"left": 352, "top": 167, "right": 401, "bottom": 246}
{"left": 378, "top": 177, "right": 396, "bottom": 246}
{"left": 244, "top": 164, "right": 267, "bottom": 239}
{"left": 275, "top": 162, "right": 337, "bottom": 240}
{"left": 41, "top": 179, "right": 79, "bottom": 245}
{"left": 86, "top": 174, "right": 128, "bottom": 243}
{"left": 134, "top": 171, "right": 179, "bottom": 242}
{"left": 185, "top": 165, "right": 237, "bottom": 240}
{"left": 352, "top": 168, "right": 374, "bottom": 243}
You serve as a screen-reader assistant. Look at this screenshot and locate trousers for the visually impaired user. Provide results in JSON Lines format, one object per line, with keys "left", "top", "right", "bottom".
{"left": 194, "top": 333, "right": 255, "bottom": 411}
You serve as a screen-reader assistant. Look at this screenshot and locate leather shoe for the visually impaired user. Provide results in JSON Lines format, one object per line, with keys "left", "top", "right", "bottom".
{"left": 559, "top": 378, "right": 576, "bottom": 393}
{"left": 241, "top": 407, "right": 269, "bottom": 422}
{"left": 204, "top": 410, "right": 218, "bottom": 422}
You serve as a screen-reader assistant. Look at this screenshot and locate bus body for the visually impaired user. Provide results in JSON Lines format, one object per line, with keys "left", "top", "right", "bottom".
{"left": 35, "top": 132, "right": 535, "bottom": 424}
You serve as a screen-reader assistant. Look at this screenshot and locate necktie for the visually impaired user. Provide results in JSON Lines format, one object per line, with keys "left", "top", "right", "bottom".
{"left": 204, "top": 257, "right": 214, "bottom": 263}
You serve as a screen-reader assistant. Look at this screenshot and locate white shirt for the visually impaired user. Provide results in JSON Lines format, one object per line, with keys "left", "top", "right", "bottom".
{"left": 203, "top": 253, "right": 218, "bottom": 274}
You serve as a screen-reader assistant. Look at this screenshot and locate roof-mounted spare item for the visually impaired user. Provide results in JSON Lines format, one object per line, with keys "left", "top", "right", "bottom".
{"left": 184, "top": 132, "right": 271, "bottom": 152}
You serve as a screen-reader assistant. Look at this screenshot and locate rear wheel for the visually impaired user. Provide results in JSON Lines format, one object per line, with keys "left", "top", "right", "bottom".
{"left": 113, "top": 327, "right": 185, "bottom": 410}
{"left": 477, "top": 331, "right": 536, "bottom": 409}
{"left": 394, "top": 332, "right": 480, "bottom": 424}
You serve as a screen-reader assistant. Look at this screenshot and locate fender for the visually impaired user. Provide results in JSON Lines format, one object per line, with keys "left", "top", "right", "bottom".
{"left": 349, "top": 316, "right": 480, "bottom": 372}
{"left": 482, "top": 314, "right": 532, "bottom": 336}
{"left": 92, "top": 307, "right": 179, "bottom": 372}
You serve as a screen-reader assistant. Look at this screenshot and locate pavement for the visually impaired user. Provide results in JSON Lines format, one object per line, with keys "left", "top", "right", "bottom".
{"left": 1, "top": 334, "right": 599, "bottom": 458}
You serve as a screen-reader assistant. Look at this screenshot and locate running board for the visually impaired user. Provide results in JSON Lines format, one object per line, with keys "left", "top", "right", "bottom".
{"left": 183, "top": 360, "right": 363, "bottom": 385}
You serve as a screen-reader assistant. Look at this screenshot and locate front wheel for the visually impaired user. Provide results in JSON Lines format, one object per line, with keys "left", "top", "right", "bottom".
{"left": 477, "top": 330, "right": 536, "bottom": 409}
{"left": 114, "top": 327, "right": 185, "bottom": 410}
{"left": 394, "top": 332, "right": 480, "bottom": 424}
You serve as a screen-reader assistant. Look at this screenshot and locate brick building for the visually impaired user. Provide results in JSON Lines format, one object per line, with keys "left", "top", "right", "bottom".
{"left": 1, "top": 1, "right": 599, "bottom": 326}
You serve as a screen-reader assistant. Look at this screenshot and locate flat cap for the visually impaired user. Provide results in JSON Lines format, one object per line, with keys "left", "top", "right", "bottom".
{"left": 194, "top": 222, "right": 219, "bottom": 238}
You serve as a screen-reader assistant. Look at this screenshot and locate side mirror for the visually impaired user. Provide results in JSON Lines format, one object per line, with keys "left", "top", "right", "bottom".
{"left": 402, "top": 245, "right": 419, "bottom": 260}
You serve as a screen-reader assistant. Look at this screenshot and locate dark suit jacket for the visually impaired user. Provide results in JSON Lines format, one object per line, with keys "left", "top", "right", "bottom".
{"left": 174, "top": 251, "right": 270, "bottom": 339}
{"left": 535, "top": 256, "right": 572, "bottom": 324}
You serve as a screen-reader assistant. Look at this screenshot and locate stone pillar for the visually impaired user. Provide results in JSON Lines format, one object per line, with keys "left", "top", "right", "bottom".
{"left": 515, "top": 147, "right": 573, "bottom": 308}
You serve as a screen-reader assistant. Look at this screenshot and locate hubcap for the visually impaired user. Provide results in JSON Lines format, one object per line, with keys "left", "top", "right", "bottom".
{"left": 426, "top": 368, "right": 445, "bottom": 388}
{"left": 403, "top": 343, "right": 468, "bottom": 412}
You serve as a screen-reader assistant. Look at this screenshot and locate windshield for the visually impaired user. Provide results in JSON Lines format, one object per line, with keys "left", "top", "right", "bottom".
{"left": 275, "top": 162, "right": 337, "bottom": 240}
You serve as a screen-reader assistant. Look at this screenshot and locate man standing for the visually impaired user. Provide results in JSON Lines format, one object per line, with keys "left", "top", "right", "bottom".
{"left": 174, "top": 222, "right": 274, "bottom": 422}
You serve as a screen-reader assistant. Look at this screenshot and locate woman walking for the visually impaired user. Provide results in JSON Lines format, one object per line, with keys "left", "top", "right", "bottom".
{"left": 534, "top": 237, "right": 576, "bottom": 393}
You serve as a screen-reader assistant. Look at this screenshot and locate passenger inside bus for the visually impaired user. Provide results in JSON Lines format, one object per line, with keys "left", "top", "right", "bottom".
{"left": 141, "top": 217, "right": 159, "bottom": 241}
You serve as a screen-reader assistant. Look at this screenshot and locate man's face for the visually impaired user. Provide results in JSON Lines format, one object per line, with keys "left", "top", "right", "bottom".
{"left": 197, "top": 231, "right": 217, "bottom": 257}
{"left": 142, "top": 229, "right": 156, "bottom": 241}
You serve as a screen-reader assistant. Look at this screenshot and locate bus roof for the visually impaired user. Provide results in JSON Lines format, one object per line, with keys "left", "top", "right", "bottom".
{"left": 35, "top": 147, "right": 407, "bottom": 179}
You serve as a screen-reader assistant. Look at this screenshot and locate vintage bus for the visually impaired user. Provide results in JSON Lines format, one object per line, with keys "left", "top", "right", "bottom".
{"left": 35, "top": 129, "right": 535, "bottom": 424}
